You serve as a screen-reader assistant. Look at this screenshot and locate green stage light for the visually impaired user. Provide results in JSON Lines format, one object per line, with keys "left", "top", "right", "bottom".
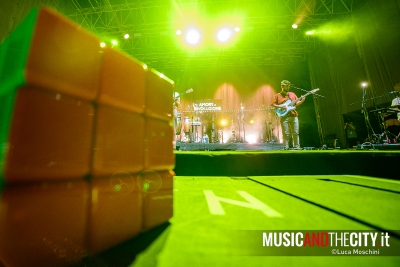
{"left": 306, "top": 30, "right": 316, "bottom": 35}
{"left": 292, "top": 24, "right": 298, "bottom": 29}
{"left": 124, "top": 34, "right": 129, "bottom": 39}
{"left": 100, "top": 41, "right": 106, "bottom": 47}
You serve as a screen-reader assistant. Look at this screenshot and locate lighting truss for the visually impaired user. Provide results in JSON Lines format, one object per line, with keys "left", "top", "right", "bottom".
{"left": 57, "top": 0, "right": 354, "bottom": 69}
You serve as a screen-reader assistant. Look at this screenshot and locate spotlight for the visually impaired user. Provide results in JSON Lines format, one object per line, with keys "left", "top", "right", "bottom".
{"left": 176, "top": 30, "right": 182, "bottom": 35}
{"left": 111, "top": 39, "right": 118, "bottom": 47}
{"left": 292, "top": 24, "right": 298, "bottom": 29}
{"left": 100, "top": 42, "right": 106, "bottom": 48}
{"left": 234, "top": 27, "right": 240, "bottom": 32}
{"left": 124, "top": 34, "right": 129, "bottom": 39}
{"left": 216, "top": 27, "right": 233, "bottom": 42}
{"left": 185, "top": 28, "right": 201, "bottom": 45}
{"left": 143, "top": 64, "right": 148, "bottom": 70}
{"left": 306, "top": 30, "right": 316, "bottom": 35}
{"left": 246, "top": 134, "right": 257, "bottom": 144}
{"left": 361, "top": 82, "right": 367, "bottom": 88}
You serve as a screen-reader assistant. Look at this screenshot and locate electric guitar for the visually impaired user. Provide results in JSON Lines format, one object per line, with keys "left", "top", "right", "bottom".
{"left": 175, "top": 88, "right": 193, "bottom": 99}
{"left": 275, "top": 88, "right": 319, "bottom": 117}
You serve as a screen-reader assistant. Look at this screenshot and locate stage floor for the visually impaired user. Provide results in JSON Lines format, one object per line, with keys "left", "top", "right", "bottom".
{"left": 96, "top": 175, "right": 400, "bottom": 266}
{"left": 3, "top": 151, "right": 399, "bottom": 266}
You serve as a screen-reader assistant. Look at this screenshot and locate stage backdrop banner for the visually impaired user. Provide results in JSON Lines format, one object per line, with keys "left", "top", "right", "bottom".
{"left": 194, "top": 99, "right": 222, "bottom": 112}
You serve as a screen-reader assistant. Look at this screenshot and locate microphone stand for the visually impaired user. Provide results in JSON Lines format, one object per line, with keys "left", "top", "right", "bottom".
{"left": 261, "top": 104, "right": 266, "bottom": 143}
{"left": 240, "top": 103, "right": 245, "bottom": 142}
{"left": 361, "top": 85, "right": 375, "bottom": 143}
{"left": 188, "top": 105, "right": 194, "bottom": 143}
{"left": 237, "top": 110, "right": 241, "bottom": 143}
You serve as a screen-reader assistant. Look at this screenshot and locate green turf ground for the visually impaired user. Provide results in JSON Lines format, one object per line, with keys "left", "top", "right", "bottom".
{"left": 130, "top": 175, "right": 400, "bottom": 267}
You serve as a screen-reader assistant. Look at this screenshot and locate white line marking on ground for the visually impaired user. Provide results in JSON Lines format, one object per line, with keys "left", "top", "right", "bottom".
{"left": 204, "top": 190, "right": 282, "bottom": 217}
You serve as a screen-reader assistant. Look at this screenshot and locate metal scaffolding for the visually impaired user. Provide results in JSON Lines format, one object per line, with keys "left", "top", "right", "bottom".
{"left": 57, "top": 0, "right": 355, "bottom": 69}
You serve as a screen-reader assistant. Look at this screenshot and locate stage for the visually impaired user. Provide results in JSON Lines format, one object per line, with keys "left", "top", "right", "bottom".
{"left": 176, "top": 141, "right": 284, "bottom": 151}
{"left": 176, "top": 141, "right": 400, "bottom": 152}
{"left": 174, "top": 150, "right": 400, "bottom": 179}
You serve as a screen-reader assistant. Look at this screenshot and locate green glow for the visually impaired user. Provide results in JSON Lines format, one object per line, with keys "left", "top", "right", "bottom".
{"left": 114, "top": 184, "right": 121, "bottom": 191}
{"left": 305, "top": 18, "right": 354, "bottom": 42}
{"left": 143, "top": 182, "right": 150, "bottom": 191}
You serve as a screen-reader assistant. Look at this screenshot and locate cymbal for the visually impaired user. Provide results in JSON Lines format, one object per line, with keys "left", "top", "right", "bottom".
{"left": 370, "top": 108, "right": 397, "bottom": 114}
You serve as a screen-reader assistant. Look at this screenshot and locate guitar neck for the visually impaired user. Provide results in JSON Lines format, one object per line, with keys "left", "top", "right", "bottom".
{"left": 176, "top": 89, "right": 193, "bottom": 98}
{"left": 291, "top": 91, "right": 313, "bottom": 105}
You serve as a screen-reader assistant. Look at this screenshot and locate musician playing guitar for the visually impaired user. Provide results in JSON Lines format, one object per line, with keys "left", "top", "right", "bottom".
{"left": 271, "top": 80, "right": 306, "bottom": 150}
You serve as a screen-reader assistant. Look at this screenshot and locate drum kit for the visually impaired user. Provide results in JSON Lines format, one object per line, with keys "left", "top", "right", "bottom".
{"left": 174, "top": 110, "right": 214, "bottom": 143}
{"left": 174, "top": 103, "right": 278, "bottom": 144}
{"left": 369, "top": 104, "right": 400, "bottom": 143}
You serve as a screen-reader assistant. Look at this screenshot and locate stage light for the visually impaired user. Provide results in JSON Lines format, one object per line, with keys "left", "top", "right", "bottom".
{"left": 111, "top": 39, "right": 118, "bottom": 47}
{"left": 220, "top": 119, "right": 227, "bottom": 126}
{"left": 247, "top": 134, "right": 257, "bottom": 144}
{"left": 306, "top": 30, "right": 316, "bottom": 35}
{"left": 160, "top": 73, "right": 165, "bottom": 78}
{"left": 216, "top": 27, "right": 233, "bottom": 42}
{"left": 176, "top": 30, "right": 182, "bottom": 35}
{"left": 361, "top": 82, "right": 368, "bottom": 87}
{"left": 292, "top": 24, "right": 298, "bottom": 29}
{"left": 124, "top": 34, "right": 129, "bottom": 39}
{"left": 100, "top": 42, "right": 106, "bottom": 47}
{"left": 143, "top": 64, "right": 148, "bottom": 70}
{"left": 185, "top": 28, "right": 201, "bottom": 45}
{"left": 234, "top": 27, "right": 240, "bottom": 32}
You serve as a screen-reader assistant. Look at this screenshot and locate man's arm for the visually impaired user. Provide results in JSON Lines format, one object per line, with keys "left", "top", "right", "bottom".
{"left": 271, "top": 95, "right": 286, "bottom": 109}
{"left": 271, "top": 103, "right": 286, "bottom": 109}
{"left": 295, "top": 95, "right": 306, "bottom": 106}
